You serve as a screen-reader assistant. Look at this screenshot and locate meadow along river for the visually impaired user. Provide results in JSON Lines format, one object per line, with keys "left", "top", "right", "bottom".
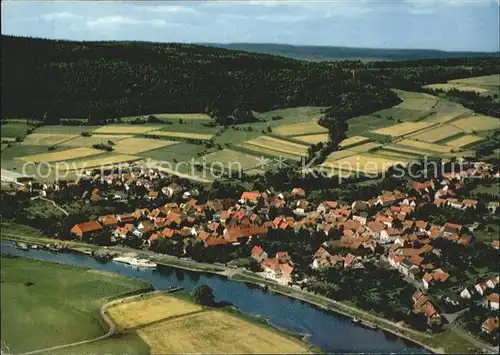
{"left": 1, "top": 240, "right": 427, "bottom": 353}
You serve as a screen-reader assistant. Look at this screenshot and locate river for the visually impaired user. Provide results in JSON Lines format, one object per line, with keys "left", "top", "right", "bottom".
{"left": 1, "top": 240, "right": 427, "bottom": 353}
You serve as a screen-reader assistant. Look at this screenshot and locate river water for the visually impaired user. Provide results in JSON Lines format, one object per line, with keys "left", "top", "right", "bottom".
{"left": 1, "top": 240, "right": 427, "bottom": 353}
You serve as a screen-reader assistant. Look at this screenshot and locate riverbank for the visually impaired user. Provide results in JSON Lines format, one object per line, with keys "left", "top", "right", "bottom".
{"left": 1, "top": 233, "right": 480, "bottom": 354}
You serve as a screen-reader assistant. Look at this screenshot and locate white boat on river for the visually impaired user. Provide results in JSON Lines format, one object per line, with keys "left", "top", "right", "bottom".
{"left": 113, "top": 256, "right": 157, "bottom": 268}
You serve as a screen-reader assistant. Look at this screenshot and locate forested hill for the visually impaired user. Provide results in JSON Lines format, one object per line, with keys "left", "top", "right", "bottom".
{"left": 2, "top": 35, "right": 499, "bottom": 122}
{"left": 200, "top": 43, "right": 500, "bottom": 62}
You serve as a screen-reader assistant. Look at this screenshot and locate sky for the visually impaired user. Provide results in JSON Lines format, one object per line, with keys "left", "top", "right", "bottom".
{"left": 2, "top": 1, "right": 499, "bottom": 51}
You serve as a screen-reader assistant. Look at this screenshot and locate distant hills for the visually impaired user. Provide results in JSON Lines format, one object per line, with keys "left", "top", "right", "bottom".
{"left": 199, "top": 43, "right": 499, "bottom": 62}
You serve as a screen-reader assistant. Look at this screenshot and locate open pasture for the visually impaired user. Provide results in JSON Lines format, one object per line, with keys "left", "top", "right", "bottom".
{"left": 35, "top": 126, "right": 100, "bottom": 134}
{"left": 56, "top": 154, "right": 140, "bottom": 170}
{"left": 148, "top": 130, "right": 214, "bottom": 140}
{"left": 326, "top": 154, "right": 407, "bottom": 174}
{"left": 425, "top": 75, "right": 500, "bottom": 95}
{"left": 60, "top": 134, "right": 132, "bottom": 147}
{"left": 424, "top": 83, "right": 489, "bottom": 93}
{"left": 384, "top": 144, "right": 440, "bottom": 157}
{"left": 0, "top": 256, "right": 150, "bottom": 354}
{"left": 293, "top": 133, "right": 329, "bottom": 144}
{"left": 138, "top": 142, "right": 206, "bottom": 164}
{"left": 451, "top": 115, "right": 499, "bottom": 133}
{"left": 237, "top": 143, "right": 303, "bottom": 161}
{"left": 273, "top": 120, "right": 328, "bottom": 137}
{"left": 445, "top": 135, "right": 485, "bottom": 148}
{"left": 138, "top": 310, "right": 312, "bottom": 354}
{"left": 397, "top": 139, "right": 455, "bottom": 153}
{"left": 147, "top": 113, "right": 211, "bottom": 120}
{"left": 347, "top": 115, "right": 395, "bottom": 136}
{"left": 93, "top": 125, "right": 162, "bottom": 134}
{"left": 199, "top": 149, "right": 259, "bottom": 171}
{"left": 393, "top": 90, "right": 437, "bottom": 110}
{"left": 17, "top": 147, "right": 102, "bottom": 163}
{"left": 107, "top": 294, "right": 202, "bottom": 330}
{"left": 244, "top": 136, "right": 309, "bottom": 156}
{"left": 409, "top": 124, "right": 463, "bottom": 143}
{"left": 339, "top": 136, "right": 370, "bottom": 148}
{"left": 0, "top": 123, "right": 30, "bottom": 138}
{"left": 422, "top": 111, "right": 467, "bottom": 124}
{"left": 371, "top": 121, "right": 434, "bottom": 137}
{"left": 255, "top": 106, "right": 326, "bottom": 123}
{"left": 112, "top": 137, "right": 179, "bottom": 154}
{"left": 21, "top": 133, "right": 77, "bottom": 146}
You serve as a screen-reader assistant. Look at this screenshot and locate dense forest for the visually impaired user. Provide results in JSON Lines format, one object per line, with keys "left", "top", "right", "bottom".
{"left": 2, "top": 35, "right": 499, "bottom": 125}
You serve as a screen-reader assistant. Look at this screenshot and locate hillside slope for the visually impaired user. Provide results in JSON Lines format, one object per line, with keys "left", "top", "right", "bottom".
{"left": 199, "top": 43, "right": 499, "bottom": 62}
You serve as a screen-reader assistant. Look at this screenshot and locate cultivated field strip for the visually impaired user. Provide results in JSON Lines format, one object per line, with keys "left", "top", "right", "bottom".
{"left": 339, "top": 136, "right": 370, "bottom": 148}
{"left": 292, "top": 133, "right": 329, "bottom": 144}
{"left": 273, "top": 120, "right": 328, "bottom": 137}
{"left": 147, "top": 130, "right": 214, "bottom": 140}
{"left": 244, "top": 136, "right": 310, "bottom": 156}
{"left": 396, "top": 139, "right": 455, "bottom": 153}
{"left": 445, "top": 135, "right": 485, "bottom": 148}
{"left": 137, "top": 310, "right": 312, "bottom": 354}
{"left": 451, "top": 116, "right": 500, "bottom": 133}
{"left": 107, "top": 294, "right": 202, "bottom": 330}
{"left": 409, "top": 124, "right": 463, "bottom": 143}
{"left": 17, "top": 147, "right": 103, "bottom": 163}
{"left": 237, "top": 143, "right": 303, "bottom": 161}
{"left": 325, "top": 154, "right": 408, "bottom": 174}
{"left": 112, "top": 138, "right": 179, "bottom": 154}
{"left": 21, "top": 133, "right": 78, "bottom": 146}
{"left": 93, "top": 125, "right": 163, "bottom": 134}
{"left": 60, "top": 135, "right": 133, "bottom": 147}
{"left": 324, "top": 149, "right": 359, "bottom": 162}
{"left": 371, "top": 122, "right": 435, "bottom": 137}
{"left": 347, "top": 142, "right": 382, "bottom": 153}
{"left": 56, "top": 154, "right": 140, "bottom": 170}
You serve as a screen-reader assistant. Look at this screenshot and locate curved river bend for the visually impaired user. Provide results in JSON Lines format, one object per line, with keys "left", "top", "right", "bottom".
{"left": 1, "top": 240, "right": 427, "bottom": 353}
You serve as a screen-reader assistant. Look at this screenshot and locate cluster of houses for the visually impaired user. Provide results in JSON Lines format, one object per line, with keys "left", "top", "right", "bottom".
{"left": 64, "top": 162, "right": 500, "bottom": 328}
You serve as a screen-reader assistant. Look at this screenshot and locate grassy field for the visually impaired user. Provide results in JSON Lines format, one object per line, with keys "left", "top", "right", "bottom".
{"left": 243, "top": 136, "right": 309, "bottom": 156}
{"left": 199, "top": 149, "right": 260, "bottom": 171}
{"left": 397, "top": 139, "right": 455, "bottom": 153}
{"left": 148, "top": 130, "right": 214, "bottom": 140}
{"left": 0, "top": 122, "right": 31, "bottom": 138}
{"left": 445, "top": 135, "right": 484, "bottom": 148}
{"left": 237, "top": 142, "right": 303, "bottom": 161}
{"left": 451, "top": 115, "right": 499, "bottom": 133}
{"left": 112, "top": 138, "right": 179, "bottom": 154}
{"left": 21, "top": 133, "right": 78, "bottom": 146}
{"left": 372, "top": 121, "right": 434, "bottom": 137}
{"left": 393, "top": 90, "right": 438, "bottom": 110}
{"left": 273, "top": 120, "right": 328, "bottom": 137}
{"left": 409, "top": 124, "right": 463, "bottom": 143}
{"left": 326, "top": 154, "right": 406, "bottom": 174}
{"left": 60, "top": 134, "right": 132, "bottom": 147}
{"left": 425, "top": 74, "right": 500, "bottom": 96}
{"left": 138, "top": 309, "right": 312, "bottom": 354}
{"left": 122, "top": 113, "right": 211, "bottom": 120}
{"left": 17, "top": 147, "right": 102, "bottom": 163}
{"left": 138, "top": 142, "right": 206, "bottom": 163}
{"left": 107, "top": 294, "right": 202, "bottom": 330}
{"left": 0, "top": 255, "right": 151, "bottom": 354}
{"left": 35, "top": 126, "right": 101, "bottom": 134}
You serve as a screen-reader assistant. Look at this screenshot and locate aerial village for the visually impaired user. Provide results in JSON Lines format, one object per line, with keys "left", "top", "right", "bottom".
{"left": 11, "top": 159, "right": 500, "bottom": 339}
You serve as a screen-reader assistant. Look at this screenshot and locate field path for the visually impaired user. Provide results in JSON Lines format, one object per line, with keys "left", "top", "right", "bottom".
{"left": 30, "top": 196, "right": 69, "bottom": 216}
